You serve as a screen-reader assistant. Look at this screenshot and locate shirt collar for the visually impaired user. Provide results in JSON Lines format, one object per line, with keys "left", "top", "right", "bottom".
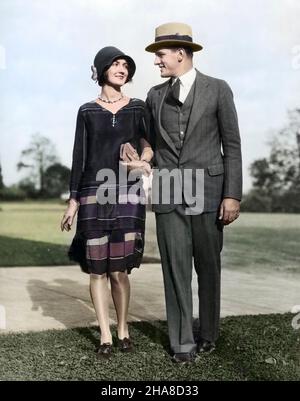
{"left": 172, "top": 68, "right": 196, "bottom": 87}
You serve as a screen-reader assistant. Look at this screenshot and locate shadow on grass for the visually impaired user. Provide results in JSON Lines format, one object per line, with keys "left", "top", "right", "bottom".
{"left": 131, "top": 320, "right": 170, "bottom": 353}
{"left": 0, "top": 235, "right": 72, "bottom": 266}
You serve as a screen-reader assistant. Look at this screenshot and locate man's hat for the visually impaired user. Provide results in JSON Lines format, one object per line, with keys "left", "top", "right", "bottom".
{"left": 145, "top": 22, "right": 203, "bottom": 53}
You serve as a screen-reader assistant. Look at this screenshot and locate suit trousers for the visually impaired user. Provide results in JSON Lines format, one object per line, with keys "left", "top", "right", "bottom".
{"left": 155, "top": 206, "right": 223, "bottom": 354}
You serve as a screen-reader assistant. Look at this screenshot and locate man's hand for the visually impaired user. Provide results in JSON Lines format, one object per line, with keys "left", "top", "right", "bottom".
{"left": 219, "top": 198, "right": 240, "bottom": 225}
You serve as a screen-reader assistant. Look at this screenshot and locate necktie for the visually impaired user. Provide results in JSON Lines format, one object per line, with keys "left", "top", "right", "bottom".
{"left": 172, "top": 78, "right": 181, "bottom": 101}
{"left": 167, "top": 78, "right": 182, "bottom": 106}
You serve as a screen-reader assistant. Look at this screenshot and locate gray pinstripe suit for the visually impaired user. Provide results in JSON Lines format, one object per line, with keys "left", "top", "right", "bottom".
{"left": 146, "top": 70, "right": 242, "bottom": 354}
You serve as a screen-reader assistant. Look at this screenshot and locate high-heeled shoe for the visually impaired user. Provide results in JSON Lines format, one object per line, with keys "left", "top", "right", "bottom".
{"left": 96, "top": 343, "right": 113, "bottom": 359}
{"left": 117, "top": 337, "right": 134, "bottom": 352}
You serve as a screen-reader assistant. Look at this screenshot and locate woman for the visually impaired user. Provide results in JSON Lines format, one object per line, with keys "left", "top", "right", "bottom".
{"left": 61, "top": 46, "right": 153, "bottom": 359}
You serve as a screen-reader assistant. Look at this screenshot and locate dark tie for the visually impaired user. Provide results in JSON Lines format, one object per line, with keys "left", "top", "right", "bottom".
{"left": 167, "top": 78, "right": 182, "bottom": 106}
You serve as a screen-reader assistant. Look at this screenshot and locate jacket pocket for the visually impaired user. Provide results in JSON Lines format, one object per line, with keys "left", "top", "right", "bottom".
{"left": 207, "top": 164, "right": 224, "bottom": 176}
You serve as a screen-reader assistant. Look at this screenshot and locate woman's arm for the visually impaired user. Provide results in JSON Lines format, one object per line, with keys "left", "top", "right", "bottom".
{"left": 61, "top": 107, "right": 85, "bottom": 231}
{"left": 69, "top": 107, "right": 86, "bottom": 201}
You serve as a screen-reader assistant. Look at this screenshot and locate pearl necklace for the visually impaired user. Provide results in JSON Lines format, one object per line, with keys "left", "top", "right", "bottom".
{"left": 98, "top": 93, "right": 124, "bottom": 104}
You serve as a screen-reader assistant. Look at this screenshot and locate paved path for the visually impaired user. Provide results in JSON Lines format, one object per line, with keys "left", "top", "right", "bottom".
{"left": 0, "top": 264, "right": 299, "bottom": 333}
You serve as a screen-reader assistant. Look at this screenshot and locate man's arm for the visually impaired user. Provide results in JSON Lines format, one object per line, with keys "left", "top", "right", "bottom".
{"left": 217, "top": 80, "right": 243, "bottom": 224}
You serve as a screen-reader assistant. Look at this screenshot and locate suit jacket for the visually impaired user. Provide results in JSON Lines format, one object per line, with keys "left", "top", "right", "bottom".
{"left": 145, "top": 69, "right": 242, "bottom": 214}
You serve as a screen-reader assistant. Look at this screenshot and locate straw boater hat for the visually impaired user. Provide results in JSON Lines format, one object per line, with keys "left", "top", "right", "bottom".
{"left": 145, "top": 22, "right": 203, "bottom": 53}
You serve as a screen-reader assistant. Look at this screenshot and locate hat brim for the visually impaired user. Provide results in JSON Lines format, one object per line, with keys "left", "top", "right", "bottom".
{"left": 145, "top": 40, "right": 203, "bottom": 53}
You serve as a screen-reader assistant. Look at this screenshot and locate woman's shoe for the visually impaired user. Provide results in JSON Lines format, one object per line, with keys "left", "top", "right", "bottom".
{"left": 117, "top": 337, "right": 134, "bottom": 352}
{"left": 96, "top": 343, "right": 113, "bottom": 359}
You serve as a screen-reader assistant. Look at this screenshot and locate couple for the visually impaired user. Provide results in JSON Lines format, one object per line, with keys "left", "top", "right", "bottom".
{"left": 61, "top": 22, "right": 242, "bottom": 364}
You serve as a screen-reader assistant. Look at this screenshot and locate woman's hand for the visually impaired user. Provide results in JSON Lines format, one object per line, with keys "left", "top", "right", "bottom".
{"left": 61, "top": 199, "right": 79, "bottom": 232}
{"left": 120, "top": 142, "right": 140, "bottom": 162}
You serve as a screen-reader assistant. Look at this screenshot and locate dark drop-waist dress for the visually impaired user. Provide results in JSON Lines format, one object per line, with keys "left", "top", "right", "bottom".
{"left": 68, "top": 99, "right": 148, "bottom": 275}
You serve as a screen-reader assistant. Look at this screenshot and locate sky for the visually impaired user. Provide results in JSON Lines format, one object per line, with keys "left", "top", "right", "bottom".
{"left": 0, "top": 0, "right": 300, "bottom": 191}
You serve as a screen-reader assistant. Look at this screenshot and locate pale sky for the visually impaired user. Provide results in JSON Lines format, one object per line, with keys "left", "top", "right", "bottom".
{"left": 0, "top": 0, "right": 300, "bottom": 191}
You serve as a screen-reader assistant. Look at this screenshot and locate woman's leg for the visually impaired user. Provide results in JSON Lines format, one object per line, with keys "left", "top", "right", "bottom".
{"left": 109, "top": 271, "right": 130, "bottom": 339}
{"left": 89, "top": 273, "right": 112, "bottom": 344}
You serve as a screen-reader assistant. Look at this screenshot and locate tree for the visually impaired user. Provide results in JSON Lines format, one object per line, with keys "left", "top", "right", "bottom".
{"left": 43, "top": 163, "right": 70, "bottom": 198}
{"left": 17, "top": 133, "right": 58, "bottom": 196}
{"left": 245, "top": 108, "right": 300, "bottom": 212}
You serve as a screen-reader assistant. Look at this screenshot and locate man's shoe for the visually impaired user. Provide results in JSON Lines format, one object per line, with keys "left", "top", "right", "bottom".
{"left": 198, "top": 339, "right": 216, "bottom": 354}
{"left": 117, "top": 337, "right": 134, "bottom": 352}
{"left": 172, "top": 352, "right": 196, "bottom": 364}
{"left": 96, "top": 343, "right": 113, "bottom": 359}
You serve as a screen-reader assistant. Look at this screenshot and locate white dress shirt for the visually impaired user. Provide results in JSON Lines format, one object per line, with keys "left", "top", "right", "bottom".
{"left": 172, "top": 68, "right": 196, "bottom": 104}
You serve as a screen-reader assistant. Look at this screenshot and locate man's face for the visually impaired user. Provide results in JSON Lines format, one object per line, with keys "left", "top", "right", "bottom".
{"left": 154, "top": 48, "right": 180, "bottom": 77}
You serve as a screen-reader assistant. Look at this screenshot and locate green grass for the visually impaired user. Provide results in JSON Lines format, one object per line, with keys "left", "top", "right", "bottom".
{"left": 0, "top": 236, "right": 73, "bottom": 266}
{"left": 0, "top": 314, "right": 299, "bottom": 381}
{"left": 222, "top": 226, "right": 300, "bottom": 273}
{"left": 0, "top": 201, "right": 300, "bottom": 272}
{"left": 0, "top": 201, "right": 73, "bottom": 245}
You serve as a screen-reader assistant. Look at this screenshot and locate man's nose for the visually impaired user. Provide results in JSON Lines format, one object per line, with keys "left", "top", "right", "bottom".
{"left": 154, "top": 56, "right": 161, "bottom": 65}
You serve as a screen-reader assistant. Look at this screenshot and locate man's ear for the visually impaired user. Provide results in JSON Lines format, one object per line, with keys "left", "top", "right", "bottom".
{"left": 178, "top": 49, "right": 184, "bottom": 62}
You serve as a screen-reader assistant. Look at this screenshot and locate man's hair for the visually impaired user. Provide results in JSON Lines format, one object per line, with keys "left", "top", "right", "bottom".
{"left": 170, "top": 46, "right": 194, "bottom": 59}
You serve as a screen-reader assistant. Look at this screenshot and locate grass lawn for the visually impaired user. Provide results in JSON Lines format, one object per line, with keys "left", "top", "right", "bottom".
{"left": 0, "top": 201, "right": 300, "bottom": 273}
{"left": 0, "top": 313, "right": 299, "bottom": 381}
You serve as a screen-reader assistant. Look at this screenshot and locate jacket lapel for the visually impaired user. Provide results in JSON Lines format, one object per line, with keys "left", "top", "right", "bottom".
{"left": 182, "top": 70, "right": 210, "bottom": 146}
{"left": 156, "top": 80, "right": 179, "bottom": 156}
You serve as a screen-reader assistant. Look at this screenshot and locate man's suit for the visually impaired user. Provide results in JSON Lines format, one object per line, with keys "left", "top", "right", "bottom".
{"left": 146, "top": 69, "right": 242, "bottom": 354}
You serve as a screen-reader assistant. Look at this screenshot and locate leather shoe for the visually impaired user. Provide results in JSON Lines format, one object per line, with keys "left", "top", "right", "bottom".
{"left": 198, "top": 339, "right": 216, "bottom": 354}
{"left": 118, "top": 337, "right": 134, "bottom": 352}
{"left": 96, "top": 343, "right": 113, "bottom": 359}
{"left": 172, "top": 352, "right": 196, "bottom": 364}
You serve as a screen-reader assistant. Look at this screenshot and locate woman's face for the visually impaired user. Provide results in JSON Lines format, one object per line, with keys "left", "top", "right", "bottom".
{"left": 105, "top": 58, "right": 129, "bottom": 87}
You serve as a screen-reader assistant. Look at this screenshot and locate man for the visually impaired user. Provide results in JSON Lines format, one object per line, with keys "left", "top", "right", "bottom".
{"left": 145, "top": 22, "right": 242, "bottom": 363}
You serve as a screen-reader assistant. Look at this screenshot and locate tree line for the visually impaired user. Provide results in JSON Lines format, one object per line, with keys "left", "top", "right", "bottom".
{"left": 0, "top": 133, "right": 70, "bottom": 200}
{"left": 242, "top": 108, "right": 300, "bottom": 212}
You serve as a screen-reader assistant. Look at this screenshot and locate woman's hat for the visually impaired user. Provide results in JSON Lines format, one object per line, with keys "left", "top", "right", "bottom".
{"left": 92, "top": 46, "right": 136, "bottom": 84}
{"left": 145, "top": 22, "right": 203, "bottom": 53}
